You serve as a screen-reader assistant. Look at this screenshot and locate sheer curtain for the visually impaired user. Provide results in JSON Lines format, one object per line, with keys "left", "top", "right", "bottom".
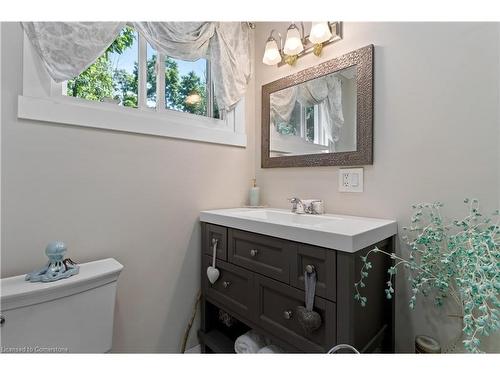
{"left": 270, "top": 86, "right": 298, "bottom": 124}
{"left": 21, "top": 22, "right": 251, "bottom": 111}
{"left": 22, "top": 22, "right": 125, "bottom": 83}
{"left": 296, "top": 75, "right": 344, "bottom": 144}
{"left": 270, "top": 75, "right": 344, "bottom": 143}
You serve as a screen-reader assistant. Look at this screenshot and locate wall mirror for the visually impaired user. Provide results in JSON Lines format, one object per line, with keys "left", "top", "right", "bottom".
{"left": 261, "top": 45, "right": 373, "bottom": 168}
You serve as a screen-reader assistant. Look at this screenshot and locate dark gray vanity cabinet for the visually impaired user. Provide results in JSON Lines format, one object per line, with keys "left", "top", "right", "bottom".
{"left": 199, "top": 223, "right": 394, "bottom": 353}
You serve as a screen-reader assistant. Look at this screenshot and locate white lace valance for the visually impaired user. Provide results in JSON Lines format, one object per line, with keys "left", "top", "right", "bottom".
{"left": 22, "top": 22, "right": 126, "bottom": 83}
{"left": 21, "top": 22, "right": 252, "bottom": 111}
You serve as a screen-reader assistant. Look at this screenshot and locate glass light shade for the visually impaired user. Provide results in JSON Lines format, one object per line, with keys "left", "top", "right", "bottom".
{"left": 262, "top": 39, "right": 282, "bottom": 65}
{"left": 309, "top": 22, "right": 332, "bottom": 44}
{"left": 283, "top": 25, "right": 304, "bottom": 56}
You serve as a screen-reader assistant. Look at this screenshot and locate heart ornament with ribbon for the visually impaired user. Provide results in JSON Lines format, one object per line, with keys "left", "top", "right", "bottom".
{"left": 206, "top": 238, "right": 220, "bottom": 284}
{"left": 296, "top": 267, "right": 322, "bottom": 333}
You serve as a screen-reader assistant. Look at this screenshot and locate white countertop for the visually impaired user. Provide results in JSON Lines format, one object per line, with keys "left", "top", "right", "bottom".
{"left": 200, "top": 208, "right": 397, "bottom": 253}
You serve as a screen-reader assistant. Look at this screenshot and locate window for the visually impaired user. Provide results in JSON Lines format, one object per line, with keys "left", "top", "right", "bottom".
{"left": 20, "top": 25, "right": 246, "bottom": 147}
{"left": 65, "top": 27, "right": 139, "bottom": 107}
{"left": 64, "top": 27, "right": 220, "bottom": 119}
{"left": 166, "top": 57, "right": 207, "bottom": 116}
{"left": 276, "top": 103, "right": 328, "bottom": 147}
{"left": 146, "top": 43, "right": 157, "bottom": 108}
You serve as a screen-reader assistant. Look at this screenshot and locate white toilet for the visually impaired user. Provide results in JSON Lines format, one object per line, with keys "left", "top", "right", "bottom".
{"left": 0, "top": 258, "right": 123, "bottom": 353}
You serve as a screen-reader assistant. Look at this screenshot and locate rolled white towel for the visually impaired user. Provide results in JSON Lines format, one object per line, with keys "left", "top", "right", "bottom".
{"left": 258, "top": 345, "right": 284, "bottom": 354}
{"left": 234, "top": 330, "right": 269, "bottom": 353}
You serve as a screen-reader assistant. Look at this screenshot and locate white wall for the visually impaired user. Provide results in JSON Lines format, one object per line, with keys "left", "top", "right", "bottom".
{"left": 0, "top": 22, "right": 255, "bottom": 352}
{"left": 254, "top": 22, "right": 500, "bottom": 352}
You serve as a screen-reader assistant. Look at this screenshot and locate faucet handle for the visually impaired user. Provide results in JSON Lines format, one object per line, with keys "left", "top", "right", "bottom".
{"left": 310, "top": 200, "right": 325, "bottom": 215}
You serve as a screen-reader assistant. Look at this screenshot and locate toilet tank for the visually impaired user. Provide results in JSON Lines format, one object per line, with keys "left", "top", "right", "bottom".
{"left": 0, "top": 258, "right": 123, "bottom": 353}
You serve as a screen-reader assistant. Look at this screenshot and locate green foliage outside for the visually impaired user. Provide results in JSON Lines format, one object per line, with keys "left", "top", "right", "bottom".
{"left": 275, "top": 102, "right": 300, "bottom": 136}
{"left": 275, "top": 103, "right": 315, "bottom": 141}
{"left": 67, "top": 27, "right": 210, "bottom": 117}
{"left": 305, "top": 106, "right": 315, "bottom": 142}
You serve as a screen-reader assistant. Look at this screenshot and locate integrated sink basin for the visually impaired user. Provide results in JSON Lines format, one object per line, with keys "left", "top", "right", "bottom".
{"left": 200, "top": 208, "right": 397, "bottom": 253}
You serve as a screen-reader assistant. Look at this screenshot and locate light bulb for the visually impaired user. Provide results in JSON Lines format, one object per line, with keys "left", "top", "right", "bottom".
{"left": 262, "top": 38, "right": 282, "bottom": 65}
{"left": 309, "top": 22, "right": 332, "bottom": 44}
{"left": 283, "top": 24, "right": 304, "bottom": 56}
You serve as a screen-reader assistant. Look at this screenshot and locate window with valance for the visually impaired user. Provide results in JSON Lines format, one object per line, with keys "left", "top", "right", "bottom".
{"left": 18, "top": 22, "right": 252, "bottom": 146}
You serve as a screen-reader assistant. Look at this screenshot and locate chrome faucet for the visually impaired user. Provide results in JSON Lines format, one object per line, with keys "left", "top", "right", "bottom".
{"left": 288, "top": 198, "right": 325, "bottom": 215}
{"left": 288, "top": 197, "right": 306, "bottom": 214}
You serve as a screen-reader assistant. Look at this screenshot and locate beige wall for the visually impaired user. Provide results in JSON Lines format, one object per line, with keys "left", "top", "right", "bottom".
{"left": 254, "top": 22, "right": 500, "bottom": 352}
{"left": 0, "top": 22, "right": 255, "bottom": 352}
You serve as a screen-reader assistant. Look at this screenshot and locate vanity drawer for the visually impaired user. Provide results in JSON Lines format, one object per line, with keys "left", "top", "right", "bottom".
{"left": 228, "top": 229, "right": 295, "bottom": 283}
{"left": 254, "top": 274, "right": 336, "bottom": 352}
{"left": 291, "top": 244, "right": 336, "bottom": 301}
{"left": 202, "top": 255, "right": 255, "bottom": 319}
{"left": 203, "top": 223, "right": 227, "bottom": 261}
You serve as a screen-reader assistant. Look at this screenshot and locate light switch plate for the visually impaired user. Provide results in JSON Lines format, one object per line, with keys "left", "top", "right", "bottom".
{"left": 338, "top": 168, "right": 364, "bottom": 192}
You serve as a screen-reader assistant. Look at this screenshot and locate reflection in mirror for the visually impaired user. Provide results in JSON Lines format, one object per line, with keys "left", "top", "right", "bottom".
{"left": 269, "top": 66, "right": 357, "bottom": 157}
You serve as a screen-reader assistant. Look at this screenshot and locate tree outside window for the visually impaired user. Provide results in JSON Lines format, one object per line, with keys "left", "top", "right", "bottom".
{"left": 66, "top": 26, "right": 218, "bottom": 118}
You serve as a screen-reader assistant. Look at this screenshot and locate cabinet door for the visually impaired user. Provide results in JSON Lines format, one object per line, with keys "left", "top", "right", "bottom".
{"left": 290, "top": 244, "right": 336, "bottom": 301}
{"left": 228, "top": 229, "right": 294, "bottom": 283}
{"left": 202, "top": 223, "right": 227, "bottom": 261}
{"left": 254, "top": 274, "right": 336, "bottom": 352}
{"left": 202, "top": 255, "right": 255, "bottom": 319}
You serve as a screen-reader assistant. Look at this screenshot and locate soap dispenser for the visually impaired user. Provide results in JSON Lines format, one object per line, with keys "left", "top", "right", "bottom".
{"left": 249, "top": 178, "right": 261, "bottom": 207}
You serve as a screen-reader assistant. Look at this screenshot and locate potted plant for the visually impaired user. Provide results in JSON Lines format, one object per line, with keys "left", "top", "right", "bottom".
{"left": 354, "top": 199, "right": 499, "bottom": 353}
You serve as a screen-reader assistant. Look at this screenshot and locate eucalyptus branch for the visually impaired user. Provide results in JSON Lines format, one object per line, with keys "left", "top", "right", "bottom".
{"left": 354, "top": 199, "right": 500, "bottom": 353}
{"left": 355, "top": 247, "right": 462, "bottom": 309}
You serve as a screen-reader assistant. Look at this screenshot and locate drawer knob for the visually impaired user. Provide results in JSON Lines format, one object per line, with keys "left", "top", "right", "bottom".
{"left": 305, "top": 264, "right": 316, "bottom": 274}
{"left": 223, "top": 281, "right": 231, "bottom": 289}
{"left": 283, "top": 310, "right": 293, "bottom": 320}
{"left": 0, "top": 314, "right": 5, "bottom": 327}
{"left": 250, "top": 249, "right": 258, "bottom": 257}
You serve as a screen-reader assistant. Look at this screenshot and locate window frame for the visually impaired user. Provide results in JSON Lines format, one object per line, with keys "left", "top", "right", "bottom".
{"left": 18, "top": 29, "right": 246, "bottom": 148}
{"left": 276, "top": 103, "right": 328, "bottom": 147}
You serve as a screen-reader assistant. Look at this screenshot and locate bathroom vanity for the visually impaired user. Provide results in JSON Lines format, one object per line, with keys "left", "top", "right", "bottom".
{"left": 198, "top": 208, "right": 397, "bottom": 353}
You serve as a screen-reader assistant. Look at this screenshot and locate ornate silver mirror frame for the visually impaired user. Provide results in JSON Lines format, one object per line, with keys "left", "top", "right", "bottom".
{"left": 261, "top": 44, "right": 374, "bottom": 168}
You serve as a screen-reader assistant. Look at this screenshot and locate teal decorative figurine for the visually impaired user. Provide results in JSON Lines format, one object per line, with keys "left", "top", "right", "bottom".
{"left": 25, "top": 241, "right": 79, "bottom": 282}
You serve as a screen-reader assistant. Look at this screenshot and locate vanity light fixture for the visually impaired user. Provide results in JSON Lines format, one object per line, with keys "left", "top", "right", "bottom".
{"left": 262, "top": 30, "right": 283, "bottom": 66}
{"left": 283, "top": 23, "right": 305, "bottom": 65}
{"left": 309, "top": 22, "right": 333, "bottom": 56}
{"left": 283, "top": 24, "right": 304, "bottom": 54}
{"left": 261, "top": 22, "right": 342, "bottom": 67}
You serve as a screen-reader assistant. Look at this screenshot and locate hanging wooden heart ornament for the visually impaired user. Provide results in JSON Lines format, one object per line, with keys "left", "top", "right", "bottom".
{"left": 207, "top": 266, "right": 220, "bottom": 284}
{"left": 207, "top": 238, "right": 220, "bottom": 284}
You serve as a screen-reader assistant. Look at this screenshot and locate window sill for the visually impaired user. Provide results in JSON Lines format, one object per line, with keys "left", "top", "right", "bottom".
{"left": 17, "top": 95, "right": 247, "bottom": 148}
